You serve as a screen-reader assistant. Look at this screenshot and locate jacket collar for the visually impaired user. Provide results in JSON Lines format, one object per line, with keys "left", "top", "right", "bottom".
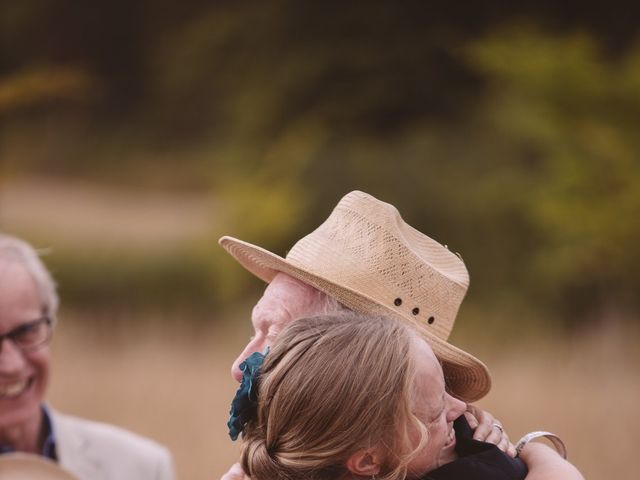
{"left": 49, "top": 408, "right": 104, "bottom": 479}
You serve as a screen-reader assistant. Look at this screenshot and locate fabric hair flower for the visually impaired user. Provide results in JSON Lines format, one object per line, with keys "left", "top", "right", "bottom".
{"left": 227, "top": 349, "right": 268, "bottom": 441}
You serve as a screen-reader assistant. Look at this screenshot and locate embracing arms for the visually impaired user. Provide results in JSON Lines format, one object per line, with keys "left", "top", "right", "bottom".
{"left": 220, "top": 406, "right": 516, "bottom": 479}
{"left": 467, "top": 406, "right": 584, "bottom": 480}
{"left": 218, "top": 407, "right": 584, "bottom": 480}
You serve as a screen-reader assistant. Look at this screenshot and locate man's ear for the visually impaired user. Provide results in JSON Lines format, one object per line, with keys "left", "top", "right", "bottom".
{"left": 345, "top": 447, "right": 384, "bottom": 477}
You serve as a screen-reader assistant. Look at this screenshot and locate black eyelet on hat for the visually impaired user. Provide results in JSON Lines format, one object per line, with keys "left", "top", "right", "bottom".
{"left": 394, "top": 298, "right": 402, "bottom": 306}
{"left": 428, "top": 316, "right": 435, "bottom": 324}
{"left": 412, "top": 307, "right": 420, "bottom": 315}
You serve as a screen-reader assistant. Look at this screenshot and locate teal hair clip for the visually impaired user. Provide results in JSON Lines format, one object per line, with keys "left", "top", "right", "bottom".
{"left": 227, "top": 348, "right": 269, "bottom": 441}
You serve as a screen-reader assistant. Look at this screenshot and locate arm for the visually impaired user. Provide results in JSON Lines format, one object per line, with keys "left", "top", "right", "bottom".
{"left": 520, "top": 443, "right": 585, "bottom": 480}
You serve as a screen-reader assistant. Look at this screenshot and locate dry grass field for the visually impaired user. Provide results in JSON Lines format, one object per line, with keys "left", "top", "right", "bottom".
{"left": 48, "top": 314, "right": 639, "bottom": 480}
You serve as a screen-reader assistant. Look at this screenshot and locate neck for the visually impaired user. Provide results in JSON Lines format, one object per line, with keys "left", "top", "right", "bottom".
{"left": 0, "top": 408, "right": 44, "bottom": 454}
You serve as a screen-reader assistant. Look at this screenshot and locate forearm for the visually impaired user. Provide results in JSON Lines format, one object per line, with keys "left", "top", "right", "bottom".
{"left": 520, "top": 443, "right": 584, "bottom": 480}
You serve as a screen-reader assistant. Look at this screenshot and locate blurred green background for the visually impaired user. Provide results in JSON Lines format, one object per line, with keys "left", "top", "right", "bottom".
{"left": 2, "top": 0, "right": 638, "bottom": 329}
{"left": 1, "top": 2, "right": 639, "bottom": 478}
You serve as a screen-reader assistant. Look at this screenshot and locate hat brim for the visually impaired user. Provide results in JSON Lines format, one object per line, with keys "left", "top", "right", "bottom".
{"left": 220, "top": 236, "right": 491, "bottom": 402}
{"left": 0, "top": 453, "right": 79, "bottom": 480}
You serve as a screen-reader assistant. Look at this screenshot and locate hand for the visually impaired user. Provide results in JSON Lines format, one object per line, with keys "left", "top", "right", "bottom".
{"left": 220, "top": 463, "right": 248, "bottom": 480}
{"left": 464, "top": 404, "right": 516, "bottom": 457}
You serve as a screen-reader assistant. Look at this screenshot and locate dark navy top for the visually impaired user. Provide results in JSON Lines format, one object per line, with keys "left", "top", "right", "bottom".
{"left": 423, "top": 416, "right": 527, "bottom": 480}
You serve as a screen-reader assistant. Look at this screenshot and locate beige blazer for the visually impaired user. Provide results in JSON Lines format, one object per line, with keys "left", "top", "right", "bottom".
{"left": 51, "top": 411, "right": 176, "bottom": 480}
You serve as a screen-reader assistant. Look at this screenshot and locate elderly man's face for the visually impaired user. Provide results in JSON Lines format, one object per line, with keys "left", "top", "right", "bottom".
{"left": 0, "top": 259, "right": 50, "bottom": 430}
{"left": 231, "top": 273, "right": 331, "bottom": 382}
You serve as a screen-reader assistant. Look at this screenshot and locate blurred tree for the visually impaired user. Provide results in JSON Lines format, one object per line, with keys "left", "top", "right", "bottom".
{"left": 2, "top": 2, "right": 639, "bottom": 326}
{"left": 0, "top": 67, "right": 94, "bottom": 113}
{"left": 466, "top": 26, "right": 640, "bottom": 322}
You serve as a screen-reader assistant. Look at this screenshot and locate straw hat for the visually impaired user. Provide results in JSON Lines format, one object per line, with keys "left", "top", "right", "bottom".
{"left": 219, "top": 190, "right": 491, "bottom": 401}
{"left": 0, "top": 453, "right": 79, "bottom": 480}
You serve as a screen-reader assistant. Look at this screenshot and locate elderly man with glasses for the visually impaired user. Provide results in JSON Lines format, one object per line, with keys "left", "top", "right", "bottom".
{"left": 0, "top": 233, "right": 175, "bottom": 480}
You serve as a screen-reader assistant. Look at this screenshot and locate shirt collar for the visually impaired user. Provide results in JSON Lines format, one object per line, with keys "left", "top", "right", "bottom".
{"left": 0, "top": 404, "right": 58, "bottom": 461}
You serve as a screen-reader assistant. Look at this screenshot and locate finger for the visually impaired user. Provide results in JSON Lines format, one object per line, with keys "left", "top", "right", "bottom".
{"left": 484, "top": 426, "right": 503, "bottom": 445}
{"left": 465, "top": 404, "right": 480, "bottom": 418}
{"left": 472, "top": 421, "right": 493, "bottom": 441}
{"left": 464, "top": 411, "right": 479, "bottom": 429}
{"left": 468, "top": 405, "right": 494, "bottom": 427}
{"left": 507, "top": 442, "right": 517, "bottom": 458}
{"left": 479, "top": 421, "right": 506, "bottom": 444}
{"left": 496, "top": 435, "right": 510, "bottom": 453}
{"left": 476, "top": 408, "right": 495, "bottom": 427}
{"left": 472, "top": 412, "right": 498, "bottom": 441}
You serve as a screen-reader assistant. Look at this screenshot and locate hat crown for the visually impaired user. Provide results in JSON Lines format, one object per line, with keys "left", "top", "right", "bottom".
{"left": 285, "top": 191, "right": 469, "bottom": 340}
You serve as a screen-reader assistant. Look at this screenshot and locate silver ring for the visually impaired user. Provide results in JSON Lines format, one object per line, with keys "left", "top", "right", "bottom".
{"left": 492, "top": 423, "right": 504, "bottom": 434}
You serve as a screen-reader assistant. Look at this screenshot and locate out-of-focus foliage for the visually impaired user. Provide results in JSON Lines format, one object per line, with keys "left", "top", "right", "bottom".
{"left": 0, "top": 67, "right": 94, "bottom": 113}
{"left": 1, "top": 2, "right": 638, "bottom": 326}
{"left": 464, "top": 26, "right": 640, "bottom": 321}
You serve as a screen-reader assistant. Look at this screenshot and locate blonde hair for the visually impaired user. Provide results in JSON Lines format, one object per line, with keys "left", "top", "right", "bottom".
{"left": 241, "top": 312, "right": 429, "bottom": 480}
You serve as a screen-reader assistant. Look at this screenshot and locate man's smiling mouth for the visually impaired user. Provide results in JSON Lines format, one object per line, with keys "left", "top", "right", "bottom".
{"left": 0, "top": 379, "right": 31, "bottom": 398}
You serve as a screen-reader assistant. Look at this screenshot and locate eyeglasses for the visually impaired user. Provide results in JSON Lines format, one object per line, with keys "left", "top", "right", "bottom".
{"left": 0, "top": 317, "right": 52, "bottom": 352}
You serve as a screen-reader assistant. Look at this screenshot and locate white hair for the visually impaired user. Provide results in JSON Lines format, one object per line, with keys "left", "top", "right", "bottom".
{"left": 0, "top": 233, "right": 59, "bottom": 323}
{"left": 321, "top": 293, "right": 351, "bottom": 315}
